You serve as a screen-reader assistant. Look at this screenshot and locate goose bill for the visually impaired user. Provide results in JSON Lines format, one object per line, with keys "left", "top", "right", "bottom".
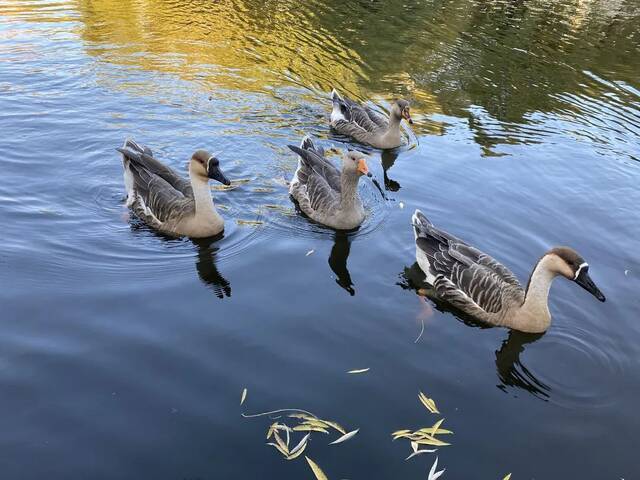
{"left": 207, "top": 159, "right": 231, "bottom": 185}
{"left": 403, "top": 108, "right": 414, "bottom": 124}
{"left": 574, "top": 267, "right": 606, "bottom": 302}
{"left": 358, "top": 159, "right": 372, "bottom": 177}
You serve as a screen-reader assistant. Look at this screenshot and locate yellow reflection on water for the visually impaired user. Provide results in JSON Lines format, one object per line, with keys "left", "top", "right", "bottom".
{"left": 74, "top": 0, "right": 367, "bottom": 94}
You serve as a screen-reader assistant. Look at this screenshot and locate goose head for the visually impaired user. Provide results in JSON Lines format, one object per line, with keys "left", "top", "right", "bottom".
{"left": 344, "top": 150, "right": 372, "bottom": 178}
{"left": 189, "top": 150, "right": 231, "bottom": 185}
{"left": 544, "top": 247, "right": 606, "bottom": 302}
{"left": 391, "top": 99, "right": 413, "bottom": 124}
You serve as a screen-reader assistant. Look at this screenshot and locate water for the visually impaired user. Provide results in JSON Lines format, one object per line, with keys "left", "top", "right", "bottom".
{"left": 1, "top": 0, "right": 639, "bottom": 478}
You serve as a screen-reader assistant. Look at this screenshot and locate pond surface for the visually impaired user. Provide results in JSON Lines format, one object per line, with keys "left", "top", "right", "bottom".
{"left": 1, "top": 0, "right": 640, "bottom": 478}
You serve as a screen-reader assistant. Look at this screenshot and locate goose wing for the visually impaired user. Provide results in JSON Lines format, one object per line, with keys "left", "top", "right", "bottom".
{"left": 414, "top": 212, "right": 524, "bottom": 314}
{"left": 333, "top": 94, "right": 383, "bottom": 134}
{"left": 123, "top": 152, "right": 194, "bottom": 226}
{"left": 288, "top": 145, "right": 340, "bottom": 213}
{"left": 120, "top": 139, "right": 193, "bottom": 197}
{"left": 296, "top": 137, "right": 341, "bottom": 192}
{"left": 364, "top": 106, "right": 389, "bottom": 129}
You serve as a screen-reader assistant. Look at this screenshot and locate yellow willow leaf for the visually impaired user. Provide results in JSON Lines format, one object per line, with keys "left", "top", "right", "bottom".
{"left": 414, "top": 436, "right": 451, "bottom": 447}
{"left": 293, "top": 425, "right": 329, "bottom": 434}
{"left": 418, "top": 391, "right": 440, "bottom": 414}
{"left": 392, "top": 429, "right": 412, "bottom": 437}
{"left": 273, "top": 431, "right": 289, "bottom": 454}
{"left": 416, "top": 427, "right": 454, "bottom": 436}
{"left": 503, "top": 474, "right": 512, "bottom": 480}
{"left": 288, "top": 413, "right": 317, "bottom": 420}
{"left": 240, "top": 388, "right": 247, "bottom": 405}
{"left": 316, "top": 419, "right": 347, "bottom": 435}
{"left": 347, "top": 368, "right": 370, "bottom": 374}
{"left": 266, "top": 422, "right": 278, "bottom": 440}
{"left": 302, "top": 419, "right": 334, "bottom": 429}
{"left": 305, "top": 456, "right": 329, "bottom": 480}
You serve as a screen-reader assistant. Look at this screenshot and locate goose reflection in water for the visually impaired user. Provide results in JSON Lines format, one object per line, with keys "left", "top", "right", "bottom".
{"left": 128, "top": 220, "right": 231, "bottom": 299}
{"left": 398, "top": 263, "right": 548, "bottom": 398}
{"left": 381, "top": 149, "right": 401, "bottom": 192}
{"left": 192, "top": 237, "right": 231, "bottom": 299}
{"left": 329, "top": 232, "right": 355, "bottom": 296}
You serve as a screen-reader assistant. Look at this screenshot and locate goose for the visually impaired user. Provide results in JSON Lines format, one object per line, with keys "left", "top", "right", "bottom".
{"left": 330, "top": 89, "right": 413, "bottom": 149}
{"left": 117, "top": 139, "right": 231, "bottom": 238}
{"left": 411, "top": 209, "right": 605, "bottom": 333}
{"left": 288, "top": 136, "right": 371, "bottom": 230}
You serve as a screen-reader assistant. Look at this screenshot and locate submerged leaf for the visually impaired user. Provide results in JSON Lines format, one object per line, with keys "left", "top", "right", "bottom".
{"left": 240, "top": 388, "right": 247, "bottom": 405}
{"left": 428, "top": 456, "right": 445, "bottom": 480}
{"left": 267, "top": 441, "right": 289, "bottom": 457}
{"left": 305, "top": 456, "right": 329, "bottom": 480}
{"left": 236, "top": 219, "right": 263, "bottom": 226}
{"left": 329, "top": 428, "right": 359, "bottom": 445}
{"left": 347, "top": 368, "right": 370, "bottom": 374}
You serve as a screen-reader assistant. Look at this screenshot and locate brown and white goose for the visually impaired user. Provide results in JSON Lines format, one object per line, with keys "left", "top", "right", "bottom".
{"left": 412, "top": 210, "right": 606, "bottom": 333}
{"left": 288, "top": 136, "right": 371, "bottom": 230}
{"left": 117, "top": 139, "right": 230, "bottom": 238}
{"left": 330, "top": 89, "right": 413, "bottom": 149}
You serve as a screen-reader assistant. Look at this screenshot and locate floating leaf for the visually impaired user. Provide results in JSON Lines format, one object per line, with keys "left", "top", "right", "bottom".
{"left": 392, "top": 429, "right": 412, "bottom": 438}
{"left": 293, "top": 425, "right": 329, "bottom": 434}
{"left": 273, "top": 431, "right": 289, "bottom": 454}
{"left": 266, "top": 422, "right": 278, "bottom": 439}
{"left": 414, "top": 436, "right": 451, "bottom": 447}
{"left": 288, "top": 413, "right": 317, "bottom": 420}
{"left": 316, "top": 419, "right": 347, "bottom": 435}
{"left": 428, "top": 456, "right": 445, "bottom": 480}
{"left": 329, "top": 428, "right": 359, "bottom": 445}
{"left": 503, "top": 475, "right": 512, "bottom": 480}
{"left": 405, "top": 447, "right": 436, "bottom": 460}
{"left": 305, "top": 456, "right": 329, "bottom": 480}
{"left": 399, "top": 201, "right": 404, "bottom": 209}
{"left": 240, "top": 388, "right": 247, "bottom": 405}
{"left": 347, "top": 368, "right": 370, "bottom": 374}
{"left": 236, "top": 219, "right": 263, "bottom": 226}
{"left": 286, "top": 433, "right": 310, "bottom": 460}
{"left": 306, "top": 249, "right": 315, "bottom": 256}
{"left": 418, "top": 391, "right": 440, "bottom": 414}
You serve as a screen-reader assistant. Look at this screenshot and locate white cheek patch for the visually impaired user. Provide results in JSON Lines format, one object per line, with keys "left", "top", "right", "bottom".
{"left": 574, "top": 262, "right": 589, "bottom": 280}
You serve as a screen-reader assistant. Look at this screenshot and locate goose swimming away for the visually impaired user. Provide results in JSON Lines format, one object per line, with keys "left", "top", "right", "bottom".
{"left": 412, "top": 210, "right": 605, "bottom": 333}
{"left": 117, "top": 139, "right": 231, "bottom": 238}
{"left": 330, "top": 89, "right": 413, "bottom": 149}
{"left": 288, "top": 136, "right": 371, "bottom": 230}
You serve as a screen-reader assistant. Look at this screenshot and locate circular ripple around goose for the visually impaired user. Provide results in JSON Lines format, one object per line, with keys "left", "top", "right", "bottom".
{"left": 528, "top": 325, "right": 623, "bottom": 409}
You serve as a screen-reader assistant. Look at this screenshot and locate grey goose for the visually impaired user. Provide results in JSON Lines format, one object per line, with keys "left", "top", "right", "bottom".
{"left": 288, "top": 136, "right": 371, "bottom": 230}
{"left": 330, "top": 89, "right": 413, "bottom": 149}
{"left": 117, "top": 139, "right": 231, "bottom": 238}
{"left": 412, "top": 210, "right": 605, "bottom": 333}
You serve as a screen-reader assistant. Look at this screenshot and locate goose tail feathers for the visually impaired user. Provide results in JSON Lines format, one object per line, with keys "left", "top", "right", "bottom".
{"left": 300, "top": 135, "right": 315, "bottom": 151}
{"left": 412, "top": 209, "right": 433, "bottom": 238}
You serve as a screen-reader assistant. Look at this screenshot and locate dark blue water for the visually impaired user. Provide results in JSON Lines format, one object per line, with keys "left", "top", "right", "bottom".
{"left": 1, "top": 0, "right": 639, "bottom": 478}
